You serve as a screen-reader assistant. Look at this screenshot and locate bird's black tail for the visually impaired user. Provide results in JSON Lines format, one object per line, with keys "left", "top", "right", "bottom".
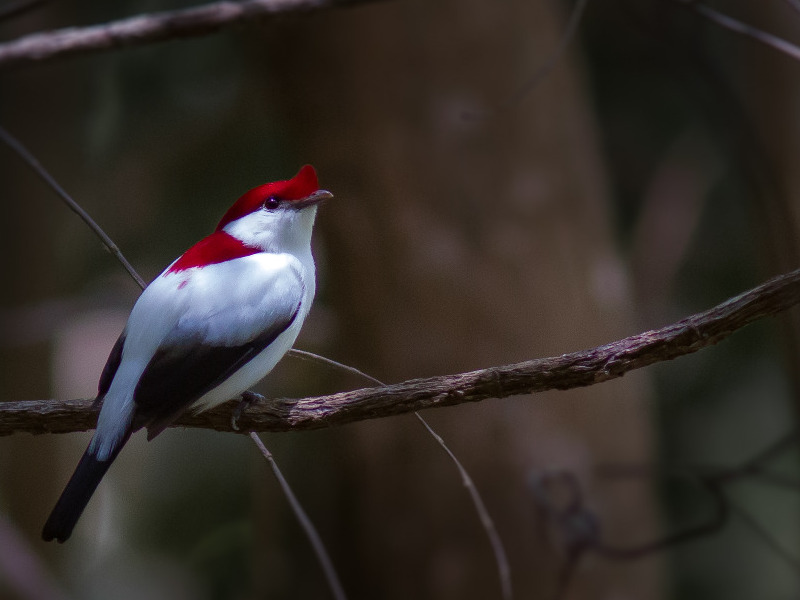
{"left": 42, "top": 434, "right": 129, "bottom": 543}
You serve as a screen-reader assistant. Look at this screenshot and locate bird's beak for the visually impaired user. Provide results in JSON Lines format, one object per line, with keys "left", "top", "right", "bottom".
{"left": 294, "top": 189, "right": 333, "bottom": 209}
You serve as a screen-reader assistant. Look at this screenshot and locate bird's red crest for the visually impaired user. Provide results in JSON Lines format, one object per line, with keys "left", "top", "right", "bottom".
{"left": 215, "top": 165, "right": 320, "bottom": 231}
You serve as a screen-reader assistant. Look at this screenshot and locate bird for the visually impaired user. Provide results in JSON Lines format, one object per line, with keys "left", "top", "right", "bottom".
{"left": 42, "top": 165, "right": 331, "bottom": 543}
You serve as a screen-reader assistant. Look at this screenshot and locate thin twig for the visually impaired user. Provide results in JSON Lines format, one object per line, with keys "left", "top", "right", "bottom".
{"left": 596, "top": 481, "right": 729, "bottom": 558}
{"left": 0, "top": 0, "right": 378, "bottom": 69}
{"left": 0, "top": 125, "right": 147, "bottom": 290}
{"left": 590, "top": 432, "right": 800, "bottom": 562}
{"left": 286, "top": 349, "right": 384, "bottom": 386}
{"left": 596, "top": 432, "right": 800, "bottom": 484}
{"left": 552, "top": 552, "right": 580, "bottom": 600}
{"left": 249, "top": 432, "right": 348, "bottom": 600}
{"left": 729, "top": 501, "right": 800, "bottom": 574}
{"left": 674, "top": 0, "right": 800, "bottom": 62}
{"left": 531, "top": 470, "right": 729, "bottom": 563}
{"left": 414, "top": 413, "right": 513, "bottom": 600}
{"left": 785, "top": 0, "right": 800, "bottom": 18}
{"left": 466, "top": 0, "right": 589, "bottom": 119}
{"left": 528, "top": 470, "right": 597, "bottom": 600}
{"left": 0, "top": 0, "right": 47, "bottom": 22}
{"left": 711, "top": 430, "right": 798, "bottom": 483}
{"left": 288, "top": 350, "right": 514, "bottom": 600}
{"left": 501, "top": 0, "right": 590, "bottom": 111}
{"left": 536, "top": 433, "right": 800, "bottom": 588}
{"left": 747, "top": 470, "right": 800, "bottom": 491}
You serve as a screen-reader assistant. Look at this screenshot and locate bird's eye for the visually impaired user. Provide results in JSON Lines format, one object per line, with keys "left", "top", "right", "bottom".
{"left": 263, "top": 196, "right": 281, "bottom": 210}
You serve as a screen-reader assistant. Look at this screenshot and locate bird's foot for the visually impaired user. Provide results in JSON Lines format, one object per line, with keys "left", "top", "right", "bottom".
{"left": 231, "top": 390, "right": 265, "bottom": 431}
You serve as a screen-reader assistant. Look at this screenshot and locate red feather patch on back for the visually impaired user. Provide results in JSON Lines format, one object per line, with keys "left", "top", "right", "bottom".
{"left": 167, "top": 231, "right": 260, "bottom": 273}
{"left": 215, "top": 165, "right": 319, "bottom": 231}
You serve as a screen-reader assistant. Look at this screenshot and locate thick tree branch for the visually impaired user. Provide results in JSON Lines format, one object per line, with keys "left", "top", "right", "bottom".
{"left": 3, "top": 267, "right": 800, "bottom": 436}
{"left": 0, "top": 0, "right": 374, "bottom": 69}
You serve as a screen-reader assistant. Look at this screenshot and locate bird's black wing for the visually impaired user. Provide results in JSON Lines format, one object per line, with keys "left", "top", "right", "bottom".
{"left": 132, "top": 303, "right": 300, "bottom": 439}
{"left": 95, "top": 332, "right": 126, "bottom": 406}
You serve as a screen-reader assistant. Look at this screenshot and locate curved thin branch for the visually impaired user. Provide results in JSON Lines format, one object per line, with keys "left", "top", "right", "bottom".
{"left": 289, "top": 350, "right": 513, "bottom": 600}
{"left": 501, "top": 0, "right": 590, "bottom": 111}
{"left": 673, "top": 0, "right": 800, "bottom": 63}
{"left": 0, "top": 0, "right": 376, "bottom": 69}
{"left": 0, "top": 126, "right": 147, "bottom": 289}
{"left": 785, "top": 0, "right": 800, "bottom": 18}
{"left": 3, "top": 266, "right": 800, "bottom": 436}
{"left": 0, "top": 0, "right": 47, "bottom": 23}
{"left": 250, "top": 433, "right": 349, "bottom": 600}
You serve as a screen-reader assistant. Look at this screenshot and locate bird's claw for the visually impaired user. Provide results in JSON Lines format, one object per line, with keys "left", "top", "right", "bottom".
{"left": 231, "top": 390, "right": 265, "bottom": 431}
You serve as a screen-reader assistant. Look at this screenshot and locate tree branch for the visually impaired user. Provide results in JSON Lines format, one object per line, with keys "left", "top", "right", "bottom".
{"left": 0, "top": 0, "right": 375, "bottom": 69}
{"left": 3, "top": 267, "right": 799, "bottom": 436}
{"left": 672, "top": 0, "right": 800, "bottom": 63}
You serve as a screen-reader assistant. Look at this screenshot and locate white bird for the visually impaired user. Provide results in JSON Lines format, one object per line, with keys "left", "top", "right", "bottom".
{"left": 43, "top": 165, "right": 331, "bottom": 543}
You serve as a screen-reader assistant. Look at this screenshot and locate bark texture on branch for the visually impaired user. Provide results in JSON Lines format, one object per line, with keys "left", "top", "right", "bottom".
{"left": 3, "top": 267, "right": 799, "bottom": 437}
{"left": 0, "top": 0, "right": 370, "bottom": 68}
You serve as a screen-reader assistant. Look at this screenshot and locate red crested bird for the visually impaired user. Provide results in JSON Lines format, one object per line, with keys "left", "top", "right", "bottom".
{"left": 42, "top": 165, "right": 331, "bottom": 543}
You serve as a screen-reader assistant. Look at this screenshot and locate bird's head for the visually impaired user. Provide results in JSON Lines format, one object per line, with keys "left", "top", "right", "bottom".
{"left": 217, "top": 165, "right": 332, "bottom": 253}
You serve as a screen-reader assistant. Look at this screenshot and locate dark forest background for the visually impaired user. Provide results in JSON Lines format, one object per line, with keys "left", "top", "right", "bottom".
{"left": 2, "top": 1, "right": 800, "bottom": 599}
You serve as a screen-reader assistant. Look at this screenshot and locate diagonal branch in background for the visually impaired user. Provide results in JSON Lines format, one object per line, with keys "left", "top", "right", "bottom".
{"left": 0, "top": 0, "right": 377, "bottom": 69}
{"left": 3, "top": 266, "right": 800, "bottom": 436}
{"left": 671, "top": 0, "right": 800, "bottom": 63}
{"left": 0, "top": 0, "right": 48, "bottom": 23}
{"left": 0, "top": 127, "right": 146, "bottom": 289}
{"left": 528, "top": 432, "right": 800, "bottom": 598}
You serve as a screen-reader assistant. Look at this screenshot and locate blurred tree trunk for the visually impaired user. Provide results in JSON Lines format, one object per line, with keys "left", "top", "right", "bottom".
{"left": 735, "top": 1, "right": 800, "bottom": 386}
{"left": 255, "top": 0, "right": 660, "bottom": 598}
{"left": 0, "top": 73, "right": 75, "bottom": 553}
{"left": 0, "top": 190, "right": 60, "bottom": 547}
